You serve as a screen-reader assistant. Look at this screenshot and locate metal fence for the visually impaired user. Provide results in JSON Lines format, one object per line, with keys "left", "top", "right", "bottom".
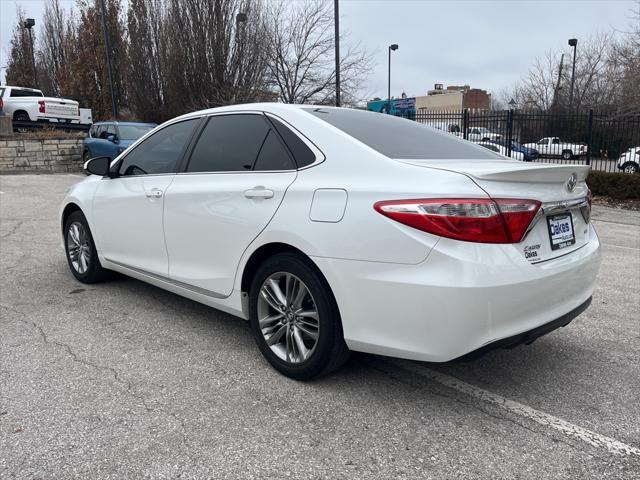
{"left": 396, "top": 109, "right": 640, "bottom": 173}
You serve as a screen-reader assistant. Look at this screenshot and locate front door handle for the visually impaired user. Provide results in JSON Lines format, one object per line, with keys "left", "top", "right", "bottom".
{"left": 145, "top": 188, "right": 163, "bottom": 198}
{"left": 244, "top": 187, "right": 274, "bottom": 199}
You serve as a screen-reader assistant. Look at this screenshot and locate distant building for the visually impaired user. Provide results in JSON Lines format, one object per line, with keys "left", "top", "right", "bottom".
{"left": 415, "top": 84, "right": 491, "bottom": 111}
{"left": 366, "top": 84, "right": 492, "bottom": 115}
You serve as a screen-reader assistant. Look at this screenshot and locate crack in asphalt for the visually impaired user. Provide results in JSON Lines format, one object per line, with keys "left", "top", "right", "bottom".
{"left": 365, "top": 359, "right": 611, "bottom": 463}
{"left": 0, "top": 221, "right": 23, "bottom": 239}
{"left": 0, "top": 303, "right": 192, "bottom": 454}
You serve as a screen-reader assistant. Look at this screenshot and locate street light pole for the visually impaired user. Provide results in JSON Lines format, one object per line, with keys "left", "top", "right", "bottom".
{"left": 387, "top": 44, "right": 398, "bottom": 114}
{"left": 99, "top": 0, "right": 118, "bottom": 119}
{"left": 334, "top": 0, "right": 340, "bottom": 107}
{"left": 568, "top": 38, "right": 577, "bottom": 108}
{"left": 22, "top": 18, "right": 37, "bottom": 89}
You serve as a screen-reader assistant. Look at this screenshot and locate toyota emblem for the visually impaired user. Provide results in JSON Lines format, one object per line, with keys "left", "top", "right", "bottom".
{"left": 566, "top": 173, "right": 577, "bottom": 192}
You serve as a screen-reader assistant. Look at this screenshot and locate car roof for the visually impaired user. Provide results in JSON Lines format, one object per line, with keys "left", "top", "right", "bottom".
{"left": 93, "top": 121, "right": 156, "bottom": 126}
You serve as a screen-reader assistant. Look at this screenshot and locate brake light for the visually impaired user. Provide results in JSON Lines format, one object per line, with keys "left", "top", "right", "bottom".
{"left": 374, "top": 198, "right": 541, "bottom": 244}
{"left": 581, "top": 189, "right": 592, "bottom": 224}
{"left": 38, "top": 100, "right": 45, "bottom": 113}
{"left": 0, "top": 97, "right": 3, "bottom": 110}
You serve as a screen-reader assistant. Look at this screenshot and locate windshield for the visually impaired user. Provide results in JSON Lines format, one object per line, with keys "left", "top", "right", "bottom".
{"left": 307, "top": 108, "right": 500, "bottom": 160}
{"left": 118, "top": 125, "right": 154, "bottom": 141}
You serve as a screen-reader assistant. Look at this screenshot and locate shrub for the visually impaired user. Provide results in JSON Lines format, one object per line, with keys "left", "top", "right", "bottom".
{"left": 587, "top": 170, "right": 640, "bottom": 200}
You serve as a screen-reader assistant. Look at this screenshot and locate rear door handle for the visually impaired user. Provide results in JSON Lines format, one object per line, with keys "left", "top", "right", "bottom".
{"left": 244, "top": 187, "right": 274, "bottom": 199}
{"left": 145, "top": 188, "right": 163, "bottom": 198}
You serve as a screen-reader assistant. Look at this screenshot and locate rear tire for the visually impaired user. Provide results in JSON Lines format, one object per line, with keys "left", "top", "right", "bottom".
{"left": 13, "top": 112, "right": 30, "bottom": 133}
{"left": 248, "top": 252, "right": 350, "bottom": 380}
{"left": 64, "top": 210, "right": 110, "bottom": 284}
{"left": 621, "top": 162, "right": 639, "bottom": 174}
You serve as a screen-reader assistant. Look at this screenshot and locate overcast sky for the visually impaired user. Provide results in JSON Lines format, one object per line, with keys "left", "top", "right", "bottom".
{"left": 1, "top": 0, "right": 636, "bottom": 100}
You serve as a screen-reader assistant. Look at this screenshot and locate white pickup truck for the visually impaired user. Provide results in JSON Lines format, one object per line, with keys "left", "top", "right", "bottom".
{"left": 523, "top": 137, "right": 588, "bottom": 160}
{"left": 0, "top": 85, "right": 80, "bottom": 124}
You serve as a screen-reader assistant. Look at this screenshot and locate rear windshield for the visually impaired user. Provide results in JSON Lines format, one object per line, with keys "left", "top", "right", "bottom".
{"left": 307, "top": 108, "right": 501, "bottom": 160}
{"left": 118, "top": 125, "right": 155, "bottom": 141}
{"left": 10, "top": 88, "right": 43, "bottom": 97}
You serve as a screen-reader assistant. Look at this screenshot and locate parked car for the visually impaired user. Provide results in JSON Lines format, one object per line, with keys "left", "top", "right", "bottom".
{"left": 476, "top": 141, "right": 524, "bottom": 161}
{"left": 83, "top": 121, "right": 156, "bottom": 162}
{"left": 467, "top": 126, "right": 501, "bottom": 142}
{"left": 62, "top": 105, "right": 600, "bottom": 380}
{"left": 490, "top": 139, "right": 539, "bottom": 161}
{"left": 617, "top": 146, "right": 640, "bottom": 174}
{"left": 430, "top": 122, "right": 462, "bottom": 136}
{"left": 0, "top": 85, "right": 80, "bottom": 125}
{"left": 524, "top": 137, "right": 587, "bottom": 160}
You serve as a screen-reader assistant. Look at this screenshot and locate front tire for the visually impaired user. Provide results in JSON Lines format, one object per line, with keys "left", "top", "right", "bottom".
{"left": 621, "top": 162, "right": 639, "bottom": 174}
{"left": 248, "top": 253, "right": 350, "bottom": 380}
{"left": 562, "top": 150, "right": 573, "bottom": 160}
{"left": 64, "top": 211, "right": 110, "bottom": 283}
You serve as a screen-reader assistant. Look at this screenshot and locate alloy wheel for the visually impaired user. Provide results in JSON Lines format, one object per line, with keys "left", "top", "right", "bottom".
{"left": 67, "top": 221, "right": 91, "bottom": 274}
{"left": 257, "top": 272, "right": 320, "bottom": 364}
{"left": 624, "top": 164, "right": 638, "bottom": 174}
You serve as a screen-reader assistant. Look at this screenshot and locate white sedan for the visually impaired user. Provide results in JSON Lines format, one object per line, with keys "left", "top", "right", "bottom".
{"left": 61, "top": 104, "right": 601, "bottom": 380}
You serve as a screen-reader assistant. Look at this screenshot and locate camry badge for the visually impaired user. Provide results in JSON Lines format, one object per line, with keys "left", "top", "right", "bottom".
{"left": 566, "top": 173, "right": 577, "bottom": 192}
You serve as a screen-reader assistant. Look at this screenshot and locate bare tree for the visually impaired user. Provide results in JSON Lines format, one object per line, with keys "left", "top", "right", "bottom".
{"left": 5, "top": 8, "right": 37, "bottom": 88}
{"left": 265, "top": 0, "right": 372, "bottom": 105}
{"left": 506, "top": 32, "right": 628, "bottom": 112}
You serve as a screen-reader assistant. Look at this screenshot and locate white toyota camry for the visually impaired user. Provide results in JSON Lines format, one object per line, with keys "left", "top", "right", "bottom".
{"left": 61, "top": 104, "right": 601, "bottom": 380}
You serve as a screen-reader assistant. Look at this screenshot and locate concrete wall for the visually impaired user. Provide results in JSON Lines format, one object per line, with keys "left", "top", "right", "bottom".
{"left": 0, "top": 137, "right": 83, "bottom": 173}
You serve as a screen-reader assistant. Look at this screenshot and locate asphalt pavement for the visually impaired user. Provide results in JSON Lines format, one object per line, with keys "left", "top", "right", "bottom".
{"left": 1, "top": 174, "right": 639, "bottom": 479}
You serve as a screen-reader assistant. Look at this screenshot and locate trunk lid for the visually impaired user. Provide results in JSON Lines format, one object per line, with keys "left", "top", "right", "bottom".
{"left": 398, "top": 158, "right": 592, "bottom": 263}
{"left": 41, "top": 97, "right": 79, "bottom": 120}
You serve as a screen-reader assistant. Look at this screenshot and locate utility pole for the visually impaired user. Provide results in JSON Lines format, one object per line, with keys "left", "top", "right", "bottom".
{"left": 22, "top": 18, "right": 37, "bottom": 89}
{"left": 334, "top": 0, "right": 340, "bottom": 107}
{"left": 99, "top": 0, "right": 118, "bottom": 119}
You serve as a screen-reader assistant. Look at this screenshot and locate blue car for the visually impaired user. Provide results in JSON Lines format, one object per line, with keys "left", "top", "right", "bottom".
{"left": 491, "top": 139, "right": 539, "bottom": 162}
{"left": 83, "top": 121, "right": 156, "bottom": 162}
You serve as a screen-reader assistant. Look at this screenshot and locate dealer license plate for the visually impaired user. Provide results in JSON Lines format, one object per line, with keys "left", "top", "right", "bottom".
{"left": 547, "top": 213, "right": 575, "bottom": 251}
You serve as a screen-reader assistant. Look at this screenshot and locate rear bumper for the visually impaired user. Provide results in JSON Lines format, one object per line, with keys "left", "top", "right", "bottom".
{"left": 313, "top": 225, "right": 601, "bottom": 362}
{"left": 457, "top": 296, "right": 591, "bottom": 361}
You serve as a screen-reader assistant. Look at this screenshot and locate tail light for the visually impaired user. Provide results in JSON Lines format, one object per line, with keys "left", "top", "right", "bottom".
{"left": 38, "top": 100, "right": 45, "bottom": 113}
{"left": 581, "top": 189, "right": 592, "bottom": 224}
{"left": 0, "top": 97, "right": 3, "bottom": 110}
{"left": 374, "top": 198, "right": 541, "bottom": 244}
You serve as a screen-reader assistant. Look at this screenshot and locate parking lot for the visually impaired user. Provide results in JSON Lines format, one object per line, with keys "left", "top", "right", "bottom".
{"left": 1, "top": 174, "right": 639, "bottom": 479}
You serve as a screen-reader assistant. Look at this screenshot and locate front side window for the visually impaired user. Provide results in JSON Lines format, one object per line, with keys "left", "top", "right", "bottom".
{"left": 187, "top": 114, "right": 270, "bottom": 172}
{"left": 118, "top": 118, "right": 198, "bottom": 176}
{"left": 552, "top": 138, "right": 560, "bottom": 144}
{"left": 537, "top": 138, "right": 547, "bottom": 145}
{"left": 307, "top": 108, "right": 500, "bottom": 160}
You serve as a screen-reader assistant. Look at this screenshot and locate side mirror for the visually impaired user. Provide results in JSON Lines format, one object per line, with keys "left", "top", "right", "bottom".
{"left": 106, "top": 133, "right": 118, "bottom": 143}
{"left": 84, "top": 156, "right": 111, "bottom": 176}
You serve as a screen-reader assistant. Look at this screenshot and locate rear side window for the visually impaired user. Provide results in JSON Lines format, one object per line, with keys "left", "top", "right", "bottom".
{"left": 187, "top": 114, "right": 270, "bottom": 172}
{"left": 307, "top": 108, "right": 500, "bottom": 160}
{"left": 268, "top": 116, "right": 316, "bottom": 167}
{"left": 118, "top": 118, "right": 197, "bottom": 176}
{"left": 10, "top": 88, "right": 43, "bottom": 97}
{"left": 253, "top": 130, "right": 295, "bottom": 171}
